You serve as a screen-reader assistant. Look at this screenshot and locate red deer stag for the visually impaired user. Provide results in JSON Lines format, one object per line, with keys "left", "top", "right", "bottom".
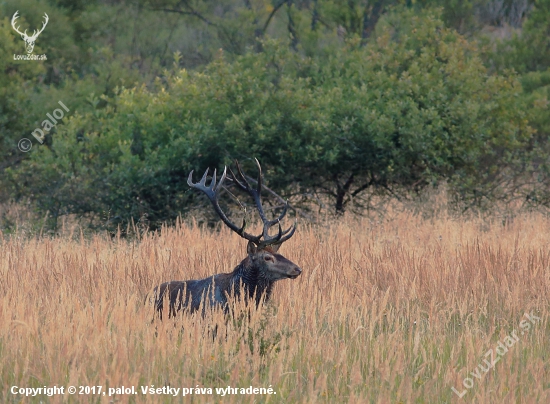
{"left": 154, "top": 159, "right": 301, "bottom": 319}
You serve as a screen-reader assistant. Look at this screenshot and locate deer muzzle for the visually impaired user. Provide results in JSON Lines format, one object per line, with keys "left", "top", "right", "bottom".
{"left": 287, "top": 267, "right": 302, "bottom": 279}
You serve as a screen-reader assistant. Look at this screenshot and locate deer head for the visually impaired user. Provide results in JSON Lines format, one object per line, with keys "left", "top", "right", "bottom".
{"left": 11, "top": 11, "right": 49, "bottom": 54}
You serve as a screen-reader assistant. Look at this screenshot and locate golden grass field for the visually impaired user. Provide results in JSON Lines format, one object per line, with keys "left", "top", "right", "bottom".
{"left": 1, "top": 211, "right": 549, "bottom": 403}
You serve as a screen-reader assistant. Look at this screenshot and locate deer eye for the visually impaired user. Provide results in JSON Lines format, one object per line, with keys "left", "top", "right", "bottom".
{"left": 264, "top": 255, "right": 273, "bottom": 262}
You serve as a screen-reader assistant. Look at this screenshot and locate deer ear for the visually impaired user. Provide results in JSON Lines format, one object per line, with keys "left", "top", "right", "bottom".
{"left": 247, "top": 241, "right": 257, "bottom": 255}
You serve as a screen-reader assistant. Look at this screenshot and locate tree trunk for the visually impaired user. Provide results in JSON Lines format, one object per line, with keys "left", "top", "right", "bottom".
{"left": 362, "top": 0, "right": 386, "bottom": 42}
{"left": 311, "top": 0, "right": 319, "bottom": 31}
{"left": 334, "top": 174, "right": 354, "bottom": 213}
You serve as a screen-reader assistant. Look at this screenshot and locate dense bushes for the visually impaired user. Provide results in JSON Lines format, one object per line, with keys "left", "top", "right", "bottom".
{"left": 5, "top": 9, "right": 536, "bottom": 229}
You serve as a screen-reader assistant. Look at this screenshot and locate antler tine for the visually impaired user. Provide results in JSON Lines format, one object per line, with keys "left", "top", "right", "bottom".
{"left": 280, "top": 222, "right": 294, "bottom": 236}
{"left": 264, "top": 199, "right": 290, "bottom": 226}
{"left": 200, "top": 167, "right": 211, "bottom": 187}
{"left": 259, "top": 221, "right": 283, "bottom": 247}
{"left": 276, "top": 222, "right": 297, "bottom": 245}
{"left": 188, "top": 166, "right": 259, "bottom": 244}
{"left": 230, "top": 159, "right": 271, "bottom": 224}
{"left": 187, "top": 169, "right": 196, "bottom": 187}
{"left": 210, "top": 168, "right": 217, "bottom": 189}
{"left": 254, "top": 158, "right": 262, "bottom": 196}
{"left": 259, "top": 220, "right": 297, "bottom": 248}
{"left": 216, "top": 168, "right": 243, "bottom": 234}
{"left": 11, "top": 11, "right": 25, "bottom": 36}
{"left": 216, "top": 164, "right": 228, "bottom": 191}
{"left": 254, "top": 200, "right": 290, "bottom": 233}
{"left": 257, "top": 200, "right": 294, "bottom": 247}
{"left": 231, "top": 160, "right": 252, "bottom": 191}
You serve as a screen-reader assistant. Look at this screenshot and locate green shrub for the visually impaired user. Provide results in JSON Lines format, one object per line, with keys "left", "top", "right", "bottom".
{"left": 7, "top": 9, "right": 532, "bottom": 229}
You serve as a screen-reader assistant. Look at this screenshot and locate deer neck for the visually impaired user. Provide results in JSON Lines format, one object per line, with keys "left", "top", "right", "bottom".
{"left": 231, "top": 257, "right": 274, "bottom": 304}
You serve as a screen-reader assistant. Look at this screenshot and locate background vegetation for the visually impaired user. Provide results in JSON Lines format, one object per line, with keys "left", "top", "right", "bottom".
{"left": 1, "top": 0, "right": 550, "bottom": 231}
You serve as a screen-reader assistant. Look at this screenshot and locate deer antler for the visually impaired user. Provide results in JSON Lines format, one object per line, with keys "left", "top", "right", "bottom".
{"left": 11, "top": 11, "right": 26, "bottom": 37}
{"left": 188, "top": 166, "right": 260, "bottom": 244}
{"left": 229, "top": 158, "right": 295, "bottom": 248}
{"left": 188, "top": 159, "right": 296, "bottom": 248}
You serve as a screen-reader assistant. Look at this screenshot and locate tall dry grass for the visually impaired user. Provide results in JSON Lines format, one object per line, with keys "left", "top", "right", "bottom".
{"left": 0, "top": 212, "right": 549, "bottom": 403}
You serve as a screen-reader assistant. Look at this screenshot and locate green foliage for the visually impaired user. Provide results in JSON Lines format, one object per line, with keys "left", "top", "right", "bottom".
{"left": 1, "top": 0, "right": 549, "bottom": 228}
{"left": 479, "top": 1, "right": 550, "bottom": 206}
{"left": 6, "top": 9, "right": 532, "bottom": 229}
{"left": 0, "top": 1, "right": 145, "bottom": 202}
{"left": 0, "top": 14, "right": 46, "bottom": 177}
{"left": 489, "top": 0, "right": 550, "bottom": 73}
{"left": 416, "top": 0, "right": 534, "bottom": 33}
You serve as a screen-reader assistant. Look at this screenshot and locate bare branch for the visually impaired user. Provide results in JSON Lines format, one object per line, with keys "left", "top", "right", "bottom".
{"left": 262, "top": 0, "right": 288, "bottom": 34}
{"left": 149, "top": 6, "right": 217, "bottom": 26}
{"left": 351, "top": 178, "right": 375, "bottom": 198}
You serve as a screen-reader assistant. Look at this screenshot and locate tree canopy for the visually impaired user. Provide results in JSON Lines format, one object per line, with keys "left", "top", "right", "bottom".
{"left": 1, "top": 1, "right": 549, "bottom": 230}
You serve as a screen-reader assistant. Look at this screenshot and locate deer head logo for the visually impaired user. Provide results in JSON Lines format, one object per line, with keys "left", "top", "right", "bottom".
{"left": 11, "top": 11, "right": 49, "bottom": 54}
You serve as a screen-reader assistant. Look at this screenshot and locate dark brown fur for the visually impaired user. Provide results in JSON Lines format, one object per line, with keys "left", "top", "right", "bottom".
{"left": 154, "top": 243, "right": 301, "bottom": 319}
